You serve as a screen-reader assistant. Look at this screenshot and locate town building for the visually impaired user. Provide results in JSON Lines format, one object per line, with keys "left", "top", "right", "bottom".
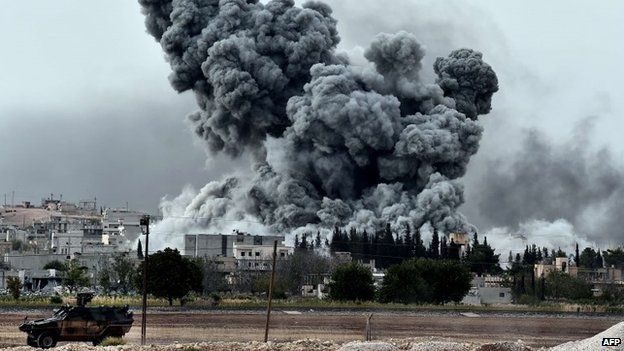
{"left": 184, "top": 232, "right": 285, "bottom": 258}
{"left": 462, "top": 275, "right": 512, "bottom": 305}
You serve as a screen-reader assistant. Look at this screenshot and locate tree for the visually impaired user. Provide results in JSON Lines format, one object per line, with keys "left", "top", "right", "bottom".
{"left": 137, "top": 240, "right": 144, "bottom": 260}
{"left": 315, "top": 231, "right": 322, "bottom": 249}
{"left": 579, "top": 247, "right": 600, "bottom": 269}
{"left": 378, "top": 259, "right": 471, "bottom": 304}
{"left": 43, "top": 260, "right": 66, "bottom": 271}
{"left": 603, "top": 247, "right": 624, "bottom": 268}
{"left": 328, "top": 262, "right": 375, "bottom": 301}
{"left": 402, "top": 224, "right": 414, "bottom": 259}
{"left": 7, "top": 276, "right": 23, "bottom": 300}
{"left": 112, "top": 254, "right": 137, "bottom": 294}
{"left": 440, "top": 237, "right": 448, "bottom": 259}
{"left": 428, "top": 227, "right": 440, "bottom": 259}
{"left": 276, "top": 249, "right": 336, "bottom": 296}
{"left": 545, "top": 270, "right": 592, "bottom": 301}
{"left": 136, "top": 248, "right": 202, "bottom": 306}
{"left": 414, "top": 227, "right": 427, "bottom": 259}
{"left": 62, "top": 260, "right": 90, "bottom": 293}
{"left": 98, "top": 268, "right": 112, "bottom": 295}
{"left": 201, "top": 259, "right": 229, "bottom": 294}
{"left": 574, "top": 243, "right": 580, "bottom": 266}
{"left": 465, "top": 235, "right": 501, "bottom": 276}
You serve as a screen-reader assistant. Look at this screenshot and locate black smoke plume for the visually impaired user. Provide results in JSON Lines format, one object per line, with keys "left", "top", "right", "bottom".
{"left": 138, "top": 0, "right": 498, "bottom": 238}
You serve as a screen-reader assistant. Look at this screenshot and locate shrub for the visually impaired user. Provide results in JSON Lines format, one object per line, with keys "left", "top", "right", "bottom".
{"left": 49, "top": 295, "right": 63, "bottom": 304}
{"left": 328, "top": 262, "right": 375, "bottom": 301}
{"left": 7, "top": 276, "right": 23, "bottom": 300}
{"left": 101, "top": 337, "right": 126, "bottom": 346}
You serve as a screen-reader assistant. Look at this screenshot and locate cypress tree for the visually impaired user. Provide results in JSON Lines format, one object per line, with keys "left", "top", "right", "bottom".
{"left": 414, "top": 227, "right": 426, "bottom": 258}
{"left": 315, "top": 231, "right": 322, "bottom": 249}
{"left": 137, "top": 239, "right": 144, "bottom": 260}
{"left": 440, "top": 236, "right": 448, "bottom": 259}
{"left": 429, "top": 227, "right": 440, "bottom": 259}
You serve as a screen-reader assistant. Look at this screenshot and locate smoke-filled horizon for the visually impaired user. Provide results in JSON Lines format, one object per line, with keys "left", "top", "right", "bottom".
{"left": 466, "top": 118, "right": 624, "bottom": 247}
{"left": 138, "top": 0, "right": 499, "bottom": 248}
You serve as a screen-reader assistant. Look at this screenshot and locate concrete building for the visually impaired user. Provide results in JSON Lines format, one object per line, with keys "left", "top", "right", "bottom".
{"left": 233, "top": 241, "right": 293, "bottom": 271}
{"left": 462, "top": 275, "right": 512, "bottom": 305}
{"left": 534, "top": 257, "right": 577, "bottom": 278}
{"left": 3, "top": 252, "right": 68, "bottom": 271}
{"left": 19, "top": 269, "right": 62, "bottom": 292}
{"left": 184, "top": 232, "right": 285, "bottom": 258}
{"left": 51, "top": 230, "right": 83, "bottom": 256}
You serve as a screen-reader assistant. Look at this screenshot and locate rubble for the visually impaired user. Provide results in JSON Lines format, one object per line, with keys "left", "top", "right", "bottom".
{"left": 339, "top": 341, "right": 398, "bottom": 351}
{"left": 545, "top": 321, "right": 624, "bottom": 351}
{"left": 410, "top": 341, "right": 472, "bottom": 351}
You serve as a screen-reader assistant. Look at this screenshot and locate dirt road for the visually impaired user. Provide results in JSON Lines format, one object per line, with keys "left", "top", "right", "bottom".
{"left": 1, "top": 309, "right": 621, "bottom": 348}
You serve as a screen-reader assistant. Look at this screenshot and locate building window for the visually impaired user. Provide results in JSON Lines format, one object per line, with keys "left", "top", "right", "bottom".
{"left": 280, "top": 252, "right": 285, "bottom": 257}
{"left": 241, "top": 252, "right": 245, "bottom": 257}
{"left": 255, "top": 252, "right": 260, "bottom": 257}
{"left": 499, "top": 292, "right": 505, "bottom": 298}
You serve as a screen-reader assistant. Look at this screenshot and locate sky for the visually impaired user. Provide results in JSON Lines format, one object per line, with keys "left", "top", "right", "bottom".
{"left": 1, "top": 1, "right": 623, "bottom": 246}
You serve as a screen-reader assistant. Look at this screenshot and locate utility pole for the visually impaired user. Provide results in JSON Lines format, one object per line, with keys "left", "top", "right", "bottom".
{"left": 11, "top": 191, "right": 14, "bottom": 208}
{"left": 139, "top": 215, "right": 150, "bottom": 345}
{"left": 264, "top": 240, "right": 278, "bottom": 342}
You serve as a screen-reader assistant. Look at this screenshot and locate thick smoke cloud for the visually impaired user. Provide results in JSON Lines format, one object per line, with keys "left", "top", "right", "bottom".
{"left": 139, "top": 0, "right": 498, "bottom": 241}
{"left": 474, "top": 121, "right": 624, "bottom": 245}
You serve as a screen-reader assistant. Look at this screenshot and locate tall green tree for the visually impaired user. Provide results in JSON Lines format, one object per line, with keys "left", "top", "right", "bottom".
{"left": 414, "top": 228, "right": 426, "bottom": 258}
{"left": 579, "top": 247, "right": 600, "bottom": 269}
{"left": 137, "top": 240, "right": 144, "bottom": 260}
{"left": 328, "top": 262, "right": 375, "bottom": 301}
{"left": 428, "top": 227, "right": 440, "bottom": 259}
{"left": 603, "top": 247, "right": 624, "bottom": 268}
{"left": 465, "top": 234, "right": 501, "bottom": 275}
{"left": 378, "top": 258, "right": 471, "bottom": 304}
{"left": 112, "top": 254, "right": 137, "bottom": 294}
{"left": 62, "top": 260, "right": 90, "bottom": 293}
{"left": 136, "top": 248, "right": 202, "bottom": 306}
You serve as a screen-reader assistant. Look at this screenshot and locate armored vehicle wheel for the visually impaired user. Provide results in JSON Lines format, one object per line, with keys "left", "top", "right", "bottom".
{"left": 26, "top": 335, "right": 39, "bottom": 347}
{"left": 37, "top": 332, "right": 57, "bottom": 349}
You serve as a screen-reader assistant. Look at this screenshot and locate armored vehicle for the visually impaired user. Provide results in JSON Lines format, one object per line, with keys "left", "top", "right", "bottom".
{"left": 19, "top": 293, "right": 133, "bottom": 348}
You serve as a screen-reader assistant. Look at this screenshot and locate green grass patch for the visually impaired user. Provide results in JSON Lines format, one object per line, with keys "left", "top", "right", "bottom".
{"left": 100, "top": 337, "right": 126, "bottom": 346}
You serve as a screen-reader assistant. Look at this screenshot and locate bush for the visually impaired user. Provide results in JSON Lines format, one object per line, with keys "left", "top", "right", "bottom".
{"left": 7, "top": 276, "right": 23, "bottom": 300}
{"left": 378, "top": 259, "right": 472, "bottom": 305}
{"left": 101, "top": 337, "right": 126, "bottom": 346}
{"left": 328, "top": 262, "right": 375, "bottom": 301}
{"left": 49, "top": 295, "right": 63, "bottom": 304}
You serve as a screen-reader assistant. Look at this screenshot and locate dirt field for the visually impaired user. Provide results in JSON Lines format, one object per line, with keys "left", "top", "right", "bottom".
{"left": 1, "top": 309, "right": 621, "bottom": 348}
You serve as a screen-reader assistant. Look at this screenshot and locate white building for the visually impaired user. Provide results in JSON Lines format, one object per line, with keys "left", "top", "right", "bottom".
{"left": 102, "top": 208, "right": 145, "bottom": 249}
{"left": 462, "top": 275, "right": 512, "bottom": 305}
{"left": 233, "top": 242, "right": 293, "bottom": 271}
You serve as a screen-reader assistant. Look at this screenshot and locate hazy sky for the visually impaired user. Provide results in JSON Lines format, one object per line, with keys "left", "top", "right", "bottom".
{"left": 1, "top": 1, "right": 623, "bottom": 243}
